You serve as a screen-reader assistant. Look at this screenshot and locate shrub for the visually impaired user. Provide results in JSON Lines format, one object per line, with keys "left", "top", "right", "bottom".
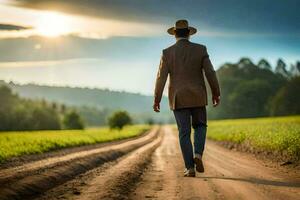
{"left": 108, "top": 111, "right": 132, "bottom": 130}
{"left": 146, "top": 118, "right": 155, "bottom": 125}
{"left": 63, "top": 110, "right": 85, "bottom": 130}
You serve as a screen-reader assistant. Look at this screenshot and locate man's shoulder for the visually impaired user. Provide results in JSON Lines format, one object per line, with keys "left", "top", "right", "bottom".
{"left": 162, "top": 41, "right": 207, "bottom": 54}
{"left": 189, "top": 42, "right": 207, "bottom": 50}
{"left": 163, "top": 43, "right": 176, "bottom": 53}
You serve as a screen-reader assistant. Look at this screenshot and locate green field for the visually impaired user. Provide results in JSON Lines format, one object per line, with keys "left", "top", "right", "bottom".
{"left": 0, "top": 125, "right": 150, "bottom": 163}
{"left": 207, "top": 116, "right": 300, "bottom": 160}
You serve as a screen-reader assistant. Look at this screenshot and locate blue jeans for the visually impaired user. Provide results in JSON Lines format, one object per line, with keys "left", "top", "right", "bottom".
{"left": 173, "top": 107, "right": 207, "bottom": 169}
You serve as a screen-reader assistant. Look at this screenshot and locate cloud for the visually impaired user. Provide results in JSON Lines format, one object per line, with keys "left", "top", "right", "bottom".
{"left": 0, "top": 23, "right": 31, "bottom": 30}
{"left": 0, "top": 23, "right": 34, "bottom": 39}
{"left": 0, "top": 58, "right": 102, "bottom": 68}
{"left": 0, "top": 3, "right": 166, "bottom": 39}
{"left": 11, "top": 0, "right": 300, "bottom": 36}
{"left": 0, "top": 35, "right": 168, "bottom": 62}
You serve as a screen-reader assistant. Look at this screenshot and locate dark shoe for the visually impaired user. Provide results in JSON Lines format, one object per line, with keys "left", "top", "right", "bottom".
{"left": 184, "top": 168, "right": 196, "bottom": 177}
{"left": 194, "top": 156, "right": 204, "bottom": 173}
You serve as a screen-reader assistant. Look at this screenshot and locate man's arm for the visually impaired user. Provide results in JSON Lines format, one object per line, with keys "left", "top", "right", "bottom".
{"left": 202, "top": 46, "right": 221, "bottom": 107}
{"left": 153, "top": 51, "right": 169, "bottom": 112}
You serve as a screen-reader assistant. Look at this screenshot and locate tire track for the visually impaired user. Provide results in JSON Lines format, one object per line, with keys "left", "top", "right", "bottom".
{"left": 49, "top": 129, "right": 163, "bottom": 200}
{"left": 0, "top": 127, "right": 159, "bottom": 200}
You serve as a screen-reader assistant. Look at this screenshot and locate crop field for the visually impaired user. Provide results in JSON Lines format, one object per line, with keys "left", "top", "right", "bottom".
{"left": 0, "top": 125, "right": 150, "bottom": 163}
{"left": 207, "top": 116, "right": 300, "bottom": 160}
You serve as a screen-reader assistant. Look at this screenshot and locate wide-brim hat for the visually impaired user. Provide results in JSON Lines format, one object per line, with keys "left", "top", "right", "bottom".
{"left": 167, "top": 19, "right": 197, "bottom": 35}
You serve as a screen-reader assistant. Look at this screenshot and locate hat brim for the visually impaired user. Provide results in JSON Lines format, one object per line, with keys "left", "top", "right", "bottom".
{"left": 167, "top": 27, "right": 197, "bottom": 35}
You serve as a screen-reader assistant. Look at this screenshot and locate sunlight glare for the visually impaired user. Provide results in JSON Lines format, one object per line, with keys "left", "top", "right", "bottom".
{"left": 36, "top": 11, "right": 71, "bottom": 37}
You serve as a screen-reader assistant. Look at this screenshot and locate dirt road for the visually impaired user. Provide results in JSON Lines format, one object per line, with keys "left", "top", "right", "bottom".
{"left": 1, "top": 126, "right": 300, "bottom": 200}
{"left": 130, "top": 126, "right": 300, "bottom": 200}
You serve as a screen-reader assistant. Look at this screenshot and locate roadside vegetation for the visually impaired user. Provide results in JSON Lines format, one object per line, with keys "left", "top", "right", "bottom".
{"left": 0, "top": 125, "right": 150, "bottom": 163}
{"left": 208, "top": 58, "right": 300, "bottom": 119}
{"left": 207, "top": 116, "right": 300, "bottom": 160}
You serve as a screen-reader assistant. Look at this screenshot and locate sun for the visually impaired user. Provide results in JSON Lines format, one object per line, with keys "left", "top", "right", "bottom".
{"left": 36, "top": 11, "right": 71, "bottom": 37}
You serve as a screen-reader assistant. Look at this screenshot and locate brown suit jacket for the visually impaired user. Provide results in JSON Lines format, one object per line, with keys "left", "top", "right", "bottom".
{"left": 154, "top": 39, "right": 220, "bottom": 110}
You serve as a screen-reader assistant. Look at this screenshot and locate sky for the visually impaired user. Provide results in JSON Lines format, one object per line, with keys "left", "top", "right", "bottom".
{"left": 0, "top": 0, "right": 299, "bottom": 94}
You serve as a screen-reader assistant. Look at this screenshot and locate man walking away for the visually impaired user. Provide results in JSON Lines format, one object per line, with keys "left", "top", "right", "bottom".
{"left": 153, "top": 19, "right": 220, "bottom": 177}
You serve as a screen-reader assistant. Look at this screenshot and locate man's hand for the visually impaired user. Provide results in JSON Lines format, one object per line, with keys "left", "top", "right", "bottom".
{"left": 212, "top": 95, "right": 220, "bottom": 107}
{"left": 153, "top": 102, "right": 160, "bottom": 112}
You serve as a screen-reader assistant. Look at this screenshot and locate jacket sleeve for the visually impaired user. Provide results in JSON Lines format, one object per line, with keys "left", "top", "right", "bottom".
{"left": 202, "top": 46, "right": 220, "bottom": 97}
{"left": 154, "top": 51, "right": 169, "bottom": 103}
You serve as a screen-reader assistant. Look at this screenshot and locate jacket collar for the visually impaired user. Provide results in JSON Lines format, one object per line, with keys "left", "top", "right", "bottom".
{"left": 176, "top": 37, "right": 189, "bottom": 42}
{"left": 176, "top": 38, "right": 190, "bottom": 45}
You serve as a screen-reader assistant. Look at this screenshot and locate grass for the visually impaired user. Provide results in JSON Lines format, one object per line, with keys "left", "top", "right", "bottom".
{"left": 207, "top": 116, "right": 300, "bottom": 160}
{"left": 0, "top": 125, "right": 150, "bottom": 163}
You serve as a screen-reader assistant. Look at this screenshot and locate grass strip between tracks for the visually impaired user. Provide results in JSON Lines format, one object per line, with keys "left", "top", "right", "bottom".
{"left": 0, "top": 125, "right": 150, "bottom": 163}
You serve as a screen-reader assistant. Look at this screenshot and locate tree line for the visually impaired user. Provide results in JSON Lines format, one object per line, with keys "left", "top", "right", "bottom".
{"left": 0, "top": 84, "right": 134, "bottom": 131}
{"left": 0, "top": 85, "right": 84, "bottom": 131}
{"left": 208, "top": 58, "right": 300, "bottom": 119}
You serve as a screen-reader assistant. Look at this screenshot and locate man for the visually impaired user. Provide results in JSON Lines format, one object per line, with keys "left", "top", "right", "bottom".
{"left": 153, "top": 19, "right": 220, "bottom": 177}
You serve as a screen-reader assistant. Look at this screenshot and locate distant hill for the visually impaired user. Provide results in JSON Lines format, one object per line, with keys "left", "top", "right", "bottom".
{"left": 6, "top": 82, "right": 168, "bottom": 113}
{"left": 1, "top": 81, "right": 173, "bottom": 124}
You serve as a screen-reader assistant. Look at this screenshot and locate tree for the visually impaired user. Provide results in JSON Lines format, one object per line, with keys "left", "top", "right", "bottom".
{"left": 0, "top": 85, "right": 17, "bottom": 110}
{"left": 51, "top": 102, "right": 57, "bottom": 110}
{"left": 60, "top": 104, "right": 66, "bottom": 113}
{"left": 146, "top": 118, "right": 155, "bottom": 125}
{"left": 258, "top": 59, "right": 272, "bottom": 70}
{"left": 290, "top": 61, "right": 300, "bottom": 77}
{"left": 0, "top": 85, "right": 62, "bottom": 131}
{"left": 238, "top": 58, "right": 255, "bottom": 68}
{"left": 0, "top": 85, "right": 16, "bottom": 131}
{"left": 269, "top": 77, "right": 300, "bottom": 116}
{"left": 208, "top": 57, "right": 288, "bottom": 119}
{"left": 63, "top": 111, "right": 85, "bottom": 130}
{"left": 31, "top": 107, "right": 61, "bottom": 130}
{"left": 275, "top": 59, "right": 290, "bottom": 78}
{"left": 108, "top": 111, "right": 132, "bottom": 130}
{"left": 228, "top": 80, "right": 273, "bottom": 118}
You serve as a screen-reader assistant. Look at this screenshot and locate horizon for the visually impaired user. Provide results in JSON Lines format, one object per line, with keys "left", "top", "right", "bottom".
{"left": 1, "top": 55, "right": 298, "bottom": 96}
{"left": 0, "top": 79, "right": 155, "bottom": 96}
